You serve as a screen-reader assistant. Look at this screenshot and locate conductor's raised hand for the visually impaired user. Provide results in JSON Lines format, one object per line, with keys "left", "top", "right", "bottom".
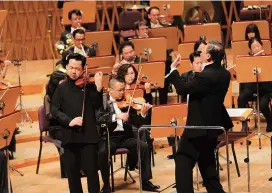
{"left": 94, "top": 71, "right": 103, "bottom": 92}
{"left": 69, "top": 117, "right": 83, "bottom": 127}
{"left": 170, "top": 54, "right": 181, "bottom": 69}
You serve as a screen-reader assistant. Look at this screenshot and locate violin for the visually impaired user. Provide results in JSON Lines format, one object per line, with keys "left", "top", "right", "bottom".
{"left": 75, "top": 72, "right": 111, "bottom": 87}
{"left": 128, "top": 77, "right": 157, "bottom": 90}
{"left": 116, "top": 93, "right": 152, "bottom": 112}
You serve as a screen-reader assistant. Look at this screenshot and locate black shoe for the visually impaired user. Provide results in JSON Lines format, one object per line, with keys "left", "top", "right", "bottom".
{"left": 100, "top": 186, "right": 111, "bottom": 193}
{"left": 266, "top": 123, "right": 272, "bottom": 132}
{"left": 167, "top": 154, "right": 174, "bottom": 159}
{"left": 142, "top": 180, "right": 160, "bottom": 192}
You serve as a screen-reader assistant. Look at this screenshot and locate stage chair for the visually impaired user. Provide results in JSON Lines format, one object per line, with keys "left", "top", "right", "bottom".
{"left": 36, "top": 105, "right": 66, "bottom": 178}
{"left": 110, "top": 148, "right": 136, "bottom": 192}
{"left": 119, "top": 11, "right": 142, "bottom": 41}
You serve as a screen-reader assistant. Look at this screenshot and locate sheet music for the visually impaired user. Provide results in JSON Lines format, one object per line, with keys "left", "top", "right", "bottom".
{"left": 227, "top": 108, "right": 250, "bottom": 117}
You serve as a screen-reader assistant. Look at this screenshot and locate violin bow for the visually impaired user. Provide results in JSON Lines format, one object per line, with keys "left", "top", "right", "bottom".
{"left": 127, "top": 58, "right": 144, "bottom": 115}
{"left": 81, "top": 64, "right": 88, "bottom": 125}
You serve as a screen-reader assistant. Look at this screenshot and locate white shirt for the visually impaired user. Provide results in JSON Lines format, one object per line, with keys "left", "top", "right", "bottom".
{"left": 70, "top": 27, "right": 76, "bottom": 35}
{"left": 74, "top": 46, "right": 86, "bottom": 56}
{"left": 110, "top": 96, "right": 124, "bottom": 132}
{"left": 109, "top": 95, "right": 147, "bottom": 132}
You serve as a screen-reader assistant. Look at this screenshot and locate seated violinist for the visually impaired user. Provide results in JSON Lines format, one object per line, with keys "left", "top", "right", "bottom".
{"left": 96, "top": 78, "right": 160, "bottom": 193}
{"left": 238, "top": 37, "right": 272, "bottom": 132}
{"left": 117, "top": 64, "right": 153, "bottom": 104}
{"left": 112, "top": 41, "right": 148, "bottom": 74}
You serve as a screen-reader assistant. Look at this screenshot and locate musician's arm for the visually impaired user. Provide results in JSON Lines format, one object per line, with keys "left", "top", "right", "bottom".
{"left": 51, "top": 85, "right": 72, "bottom": 127}
{"left": 167, "top": 70, "right": 211, "bottom": 95}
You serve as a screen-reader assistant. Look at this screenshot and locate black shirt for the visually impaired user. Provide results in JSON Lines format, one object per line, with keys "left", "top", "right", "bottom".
{"left": 51, "top": 77, "right": 103, "bottom": 146}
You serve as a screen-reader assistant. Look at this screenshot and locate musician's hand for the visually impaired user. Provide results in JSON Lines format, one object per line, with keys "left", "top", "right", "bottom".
{"left": 94, "top": 71, "right": 103, "bottom": 92}
{"left": 170, "top": 54, "right": 181, "bottom": 69}
{"left": 141, "top": 103, "right": 152, "bottom": 116}
{"left": 144, "top": 82, "right": 152, "bottom": 93}
{"left": 69, "top": 117, "right": 83, "bottom": 127}
{"left": 116, "top": 113, "right": 129, "bottom": 121}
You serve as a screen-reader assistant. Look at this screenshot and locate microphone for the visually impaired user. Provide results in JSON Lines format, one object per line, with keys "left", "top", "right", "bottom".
{"left": 0, "top": 100, "right": 5, "bottom": 110}
{"left": 2, "top": 129, "right": 10, "bottom": 140}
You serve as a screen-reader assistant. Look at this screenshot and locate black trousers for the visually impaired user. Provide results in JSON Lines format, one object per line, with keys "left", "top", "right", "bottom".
{"left": 0, "top": 151, "right": 9, "bottom": 193}
{"left": 238, "top": 88, "right": 272, "bottom": 124}
{"left": 175, "top": 135, "right": 225, "bottom": 193}
{"left": 98, "top": 135, "right": 152, "bottom": 189}
{"left": 63, "top": 143, "right": 100, "bottom": 193}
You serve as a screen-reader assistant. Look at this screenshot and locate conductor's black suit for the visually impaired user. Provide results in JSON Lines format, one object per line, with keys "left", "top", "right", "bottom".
{"left": 167, "top": 62, "right": 233, "bottom": 193}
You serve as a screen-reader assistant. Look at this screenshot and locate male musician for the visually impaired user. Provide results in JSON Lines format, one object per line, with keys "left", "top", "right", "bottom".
{"left": 112, "top": 41, "right": 147, "bottom": 74}
{"left": 147, "top": 6, "right": 163, "bottom": 28}
{"left": 60, "top": 9, "right": 85, "bottom": 47}
{"left": 135, "top": 20, "right": 149, "bottom": 38}
{"left": 0, "top": 150, "right": 8, "bottom": 193}
{"left": 167, "top": 51, "right": 202, "bottom": 160}
{"left": 167, "top": 40, "right": 233, "bottom": 193}
{"left": 61, "top": 29, "right": 96, "bottom": 65}
{"left": 96, "top": 78, "right": 159, "bottom": 193}
{"left": 51, "top": 53, "right": 103, "bottom": 193}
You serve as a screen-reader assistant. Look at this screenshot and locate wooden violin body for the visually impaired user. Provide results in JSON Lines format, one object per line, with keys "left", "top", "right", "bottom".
{"left": 117, "top": 93, "right": 148, "bottom": 112}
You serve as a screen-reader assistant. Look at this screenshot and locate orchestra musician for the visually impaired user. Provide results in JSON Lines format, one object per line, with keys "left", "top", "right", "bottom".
{"left": 167, "top": 51, "right": 202, "bottom": 160}
{"left": 245, "top": 23, "right": 261, "bottom": 40}
{"left": 60, "top": 9, "right": 85, "bottom": 47}
{"left": 112, "top": 41, "right": 147, "bottom": 74}
{"left": 166, "top": 40, "right": 233, "bottom": 193}
{"left": 96, "top": 78, "right": 159, "bottom": 193}
{"left": 0, "top": 150, "right": 8, "bottom": 193}
{"left": 238, "top": 37, "right": 272, "bottom": 132}
{"left": 51, "top": 53, "right": 103, "bottom": 193}
{"left": 134, "top": 20, "right": 149, "bottom": 39}
{"left": 146, "top": 6, "right": 163, "bottom": 29}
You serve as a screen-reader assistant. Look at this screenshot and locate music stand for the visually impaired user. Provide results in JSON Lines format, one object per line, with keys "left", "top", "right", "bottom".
{"left": 130, "top": 37, "right": 167, "bottom": 61}
{"left": 236, "top": 55, "right": 272, "bottom": 149}
{"left": 184, "top": 23, "right": 222, "bottom": 43}
{"left": 148, "top": 27, "right": 179, "bottom": 50}
{"left": 0, "top": 111, "right": 21, "bottom": 193}
{"left": 178, "top": 42, "right": 195, "bottom": 60}
{"left": 150, "top": 104, "right": 201, "bottom": 192}
{"left": 62, "top": 1, "right": 96, "bottom": 25}
{"left": 133, "top": 61, "right": 165, "bottom": 104}
{"left": 86, "top": 55, "right": 115, "bottom": 68}
{"left": 0, "top": 86, "right": 20, "bottom": 117}
{"left": 87, "top": 66, "right": 112, "bottom": 89}
{"left": 85, "top": 31, "right": 113, "bottom": 56}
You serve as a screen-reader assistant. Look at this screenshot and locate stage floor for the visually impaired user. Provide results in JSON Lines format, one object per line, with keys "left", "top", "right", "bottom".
{"left": 11, "top": 144, "right": 272, "bottom": 193}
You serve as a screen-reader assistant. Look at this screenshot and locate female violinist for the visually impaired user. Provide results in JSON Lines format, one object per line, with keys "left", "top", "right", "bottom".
{"left": 116, "top": 64, "right": 153, "bottom": 105}
{"left": 238, "top": 37, "right": 272, "bottom": 132}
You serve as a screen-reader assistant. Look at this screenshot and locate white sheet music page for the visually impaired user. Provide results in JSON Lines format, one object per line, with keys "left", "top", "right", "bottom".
{"left": 226, "top": 108, "right": 249, "bottom": 118}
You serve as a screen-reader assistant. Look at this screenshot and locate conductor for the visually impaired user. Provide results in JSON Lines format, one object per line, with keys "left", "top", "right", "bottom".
{"left": 166, "top": 40, "right": 233, "bottom": 193}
